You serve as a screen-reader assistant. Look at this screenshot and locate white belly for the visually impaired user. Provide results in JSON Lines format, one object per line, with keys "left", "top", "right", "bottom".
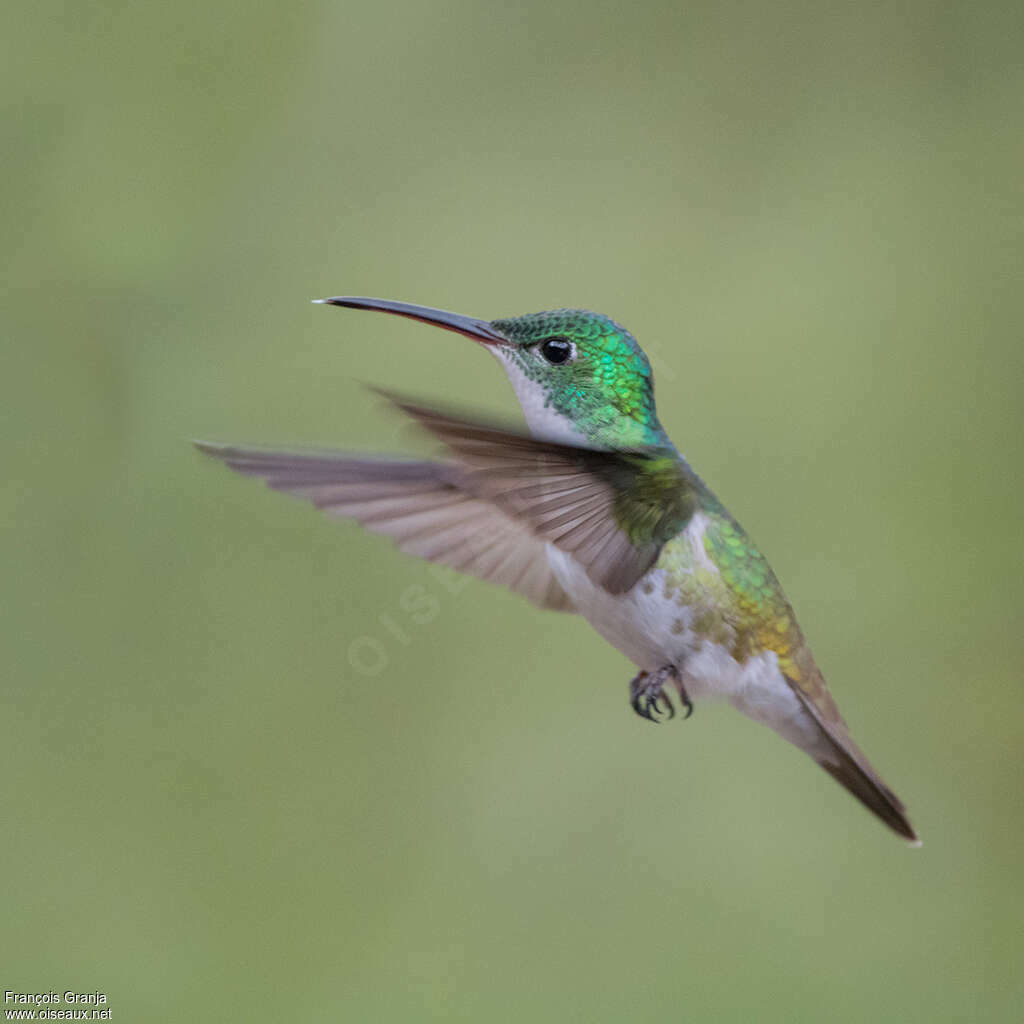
{"left": 546, "top": 544, "right": 830, "bottom": 758}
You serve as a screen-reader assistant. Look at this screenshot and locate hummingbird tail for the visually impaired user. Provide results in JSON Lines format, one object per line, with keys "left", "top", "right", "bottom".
{"left": 817, "top": 749, "right": 919, "bottom": 845}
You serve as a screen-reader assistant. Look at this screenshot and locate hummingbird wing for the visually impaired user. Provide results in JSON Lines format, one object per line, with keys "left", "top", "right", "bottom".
{"left": 194, "top": 443, "right": 574, "bottom": 611}
{"left": 377, "top": 392, "right": 695, "bottom": 594}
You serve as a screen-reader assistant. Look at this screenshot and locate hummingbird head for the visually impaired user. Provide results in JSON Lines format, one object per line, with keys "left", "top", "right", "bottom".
{"left": 486, "top": 309, "right": 667, "bottom": 449}
{"left": 316, "top": 298, "right": 669, "bottom": 451}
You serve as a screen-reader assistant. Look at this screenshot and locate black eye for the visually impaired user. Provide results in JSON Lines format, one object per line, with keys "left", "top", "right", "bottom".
{"left": 539, "top": 337, "right": 574, "bottom": 365}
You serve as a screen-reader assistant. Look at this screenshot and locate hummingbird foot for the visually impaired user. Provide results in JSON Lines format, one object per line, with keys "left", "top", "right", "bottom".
{"left": 629, "top": 665, "right": 692, "bottom": 723}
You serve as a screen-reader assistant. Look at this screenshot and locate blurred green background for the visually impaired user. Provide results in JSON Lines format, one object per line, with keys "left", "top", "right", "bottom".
{"left": 4, "top": 1, "right": 1023, "bottom": 1020}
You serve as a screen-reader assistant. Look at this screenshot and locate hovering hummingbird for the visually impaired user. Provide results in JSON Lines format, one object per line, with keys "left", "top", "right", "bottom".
{"left": 197, "top": 297, "right": 918, "bottom": 843}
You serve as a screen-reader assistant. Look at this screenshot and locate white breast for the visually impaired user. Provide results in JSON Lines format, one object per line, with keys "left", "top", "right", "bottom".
{"left": 544, "top": 537, "right": 830, "bottom": 759}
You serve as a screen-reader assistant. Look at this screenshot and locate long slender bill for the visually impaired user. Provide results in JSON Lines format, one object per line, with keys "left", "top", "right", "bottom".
{"left": 313, "top": 296, "right": 506, "bottom": 346}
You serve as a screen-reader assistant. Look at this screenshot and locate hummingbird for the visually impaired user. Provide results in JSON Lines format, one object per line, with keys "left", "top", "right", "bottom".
{"left": 197, "top": 296, "right": 918, "bottom": 843}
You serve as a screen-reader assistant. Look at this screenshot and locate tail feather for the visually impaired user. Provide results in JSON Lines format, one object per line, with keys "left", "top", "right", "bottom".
{"left": 782, "top": 662, "right": 919, "bottom": 844}
{"left": 818, "top": 748, "right": 919, "bottom": 844}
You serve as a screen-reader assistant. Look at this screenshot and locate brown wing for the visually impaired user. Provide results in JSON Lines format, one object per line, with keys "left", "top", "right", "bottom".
{"left": 195, "top": 444, "right": 573, "bottom": 612}
{"left": 377, "top": 392, "right": 695, "bottom": 594}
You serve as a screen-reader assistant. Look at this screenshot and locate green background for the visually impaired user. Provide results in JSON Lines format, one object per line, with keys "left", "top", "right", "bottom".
{"left": 4, "top": 1, "right": 1023, "bottom": 1020}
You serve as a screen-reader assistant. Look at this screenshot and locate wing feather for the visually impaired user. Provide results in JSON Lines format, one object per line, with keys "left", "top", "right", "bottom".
{"left": 195, "top": 443, "right": 574, "bottom": 612}
{"left": 199, "top": 391, "right": 696, "bottom": 599}
{"left": 378, "top": 392, "right": 694, "bottom": 594}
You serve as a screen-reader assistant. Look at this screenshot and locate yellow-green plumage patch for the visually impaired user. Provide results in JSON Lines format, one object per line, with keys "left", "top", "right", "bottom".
{"left": 610, "top": 456, "right": 695, "bottom": 545}
{"left": 659, "top": 509, "right": 806, "bottom": 676}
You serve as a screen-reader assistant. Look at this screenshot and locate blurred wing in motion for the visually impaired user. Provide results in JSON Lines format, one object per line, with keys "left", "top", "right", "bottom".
{"left": 194, "top": 443, "right": 574, "bottom": 611}
{"left": 375, "top": 391, "right": 694, "bottom": 594}
{"left": 199, "top": 393, "right": 693, "bottom": 598}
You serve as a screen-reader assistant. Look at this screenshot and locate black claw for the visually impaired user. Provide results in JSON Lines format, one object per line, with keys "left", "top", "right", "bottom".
{"left": 677, "top": 683, "right": 694, "bottom": 719}
{"left": 630, "top": 665, "right": 692, "bottom": 725}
